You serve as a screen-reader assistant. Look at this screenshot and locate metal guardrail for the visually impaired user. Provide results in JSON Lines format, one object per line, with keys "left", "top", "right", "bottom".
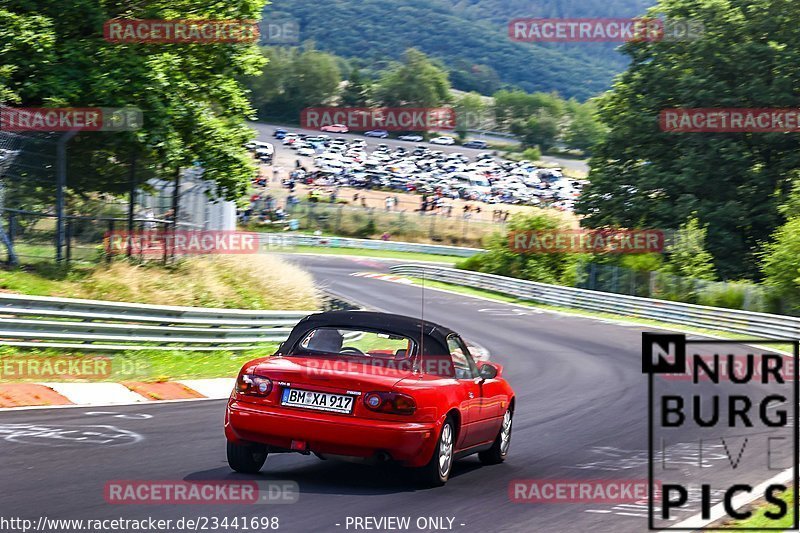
{"left": 389, "top": 264, "right": 800, "bottom": 340}
{"left": 258, "top": 233, "right": 483, "bottom": 258}
{"left": 0, "top": 293, "right": 314, "bottom": 351}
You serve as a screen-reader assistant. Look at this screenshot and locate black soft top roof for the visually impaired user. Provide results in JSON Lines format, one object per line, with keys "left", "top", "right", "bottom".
{"left": 280, "top": 310, "right": 456, "bottom": 355}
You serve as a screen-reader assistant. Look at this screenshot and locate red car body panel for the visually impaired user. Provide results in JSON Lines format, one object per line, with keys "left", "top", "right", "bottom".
{"left": 225, "top": 311, "right": 515, "bottom": 468}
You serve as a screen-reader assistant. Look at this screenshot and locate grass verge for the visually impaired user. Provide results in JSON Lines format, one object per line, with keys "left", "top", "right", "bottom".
{"left": 0, "top": 344, "right": 278, "bottom": 383}
{"left": 720, "top": 488, "right": 795, "bottom": 529}
{"left": 0, "top": 255, "right": 319, "bottom": 310}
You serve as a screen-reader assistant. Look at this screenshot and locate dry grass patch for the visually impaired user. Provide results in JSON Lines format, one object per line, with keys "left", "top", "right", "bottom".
{"left": 15, "top": 255, "right": 320, "bottom": 310}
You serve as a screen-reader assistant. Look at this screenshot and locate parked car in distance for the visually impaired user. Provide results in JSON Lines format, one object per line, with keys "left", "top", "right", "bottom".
{"left": 321, "top": 124, "right": 349, "bottom": 133}
{"left": 463, "top": 140, "right": 488, "bottom": 149}
{"left": 225, "top": 311, "right": 515, "bottom": 486}
{"left": 297, "top": 146, "right": 316, "bottom": 157}
{"left": 399, "top": 134, "right": 424, "bottom": 142}
{"left": 430, "top": 136, "right": 456, "bottom": 145}
{"left": 364, "top": 130, "right": 389, "bottom": 138}
{"left": 273, "top": 128, "right": 287, "bottom": 139}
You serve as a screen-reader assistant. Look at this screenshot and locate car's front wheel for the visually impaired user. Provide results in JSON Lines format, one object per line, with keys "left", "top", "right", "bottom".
{"left": 418, "top": 417, "right": 455, "bottom": 487}
{"left": 227, "top": 441, "right": 268, "bottom": 473}
{"left": 479, "top": 408, "right": 512, "bottom": 465}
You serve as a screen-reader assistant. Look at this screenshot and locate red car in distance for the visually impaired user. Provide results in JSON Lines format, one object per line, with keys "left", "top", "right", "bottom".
{"left": 320, "top": 123, "right": 349, "bottom": 133}
{"left": 225, "top": 311, "right": 515, "bottom": 486}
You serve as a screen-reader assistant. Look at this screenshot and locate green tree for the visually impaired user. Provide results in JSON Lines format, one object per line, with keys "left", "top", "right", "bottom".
{"left": 761, "top": 216, "right": 800, "bottom": 313}
{"left": 564, "top": 100, "right": 607, "bottom": 154}
{"left": 512, "top": 112, "right": 560, "bottom": 151}
{"left": 493, "top": 90, "right": 565, "bottom": 130}
{"left": 247, "top": 45, "right": 341, "bottom": 122}
{"left": 372, "top": 49, "right": 451, "bottom": 107}
{"left": 662, "top": 217, "right": 717, "bottom": 281}
{"left": 761, "top": 180, "right": 800, "bottom": 312}
{"left": 2, "top": 0, "right": 266, "bottom": 202}
{"left": 340, "top": 68, "right": 370, "bottom": 107}
{"left": 453, "top": 92, "right": 487, "bottom": 139}
{"left": 575, "top": 0, "right": 800, "bottom": 279}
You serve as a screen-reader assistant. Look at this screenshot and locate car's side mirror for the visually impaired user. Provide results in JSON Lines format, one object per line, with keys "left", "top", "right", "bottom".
{"left": 478, "top": 363, "right": 498, "bottom": 380}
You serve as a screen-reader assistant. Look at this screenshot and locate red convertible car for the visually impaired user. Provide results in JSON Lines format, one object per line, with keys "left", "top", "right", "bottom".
{"left": 225, "top": 310, "right": 515, "bottom": 486}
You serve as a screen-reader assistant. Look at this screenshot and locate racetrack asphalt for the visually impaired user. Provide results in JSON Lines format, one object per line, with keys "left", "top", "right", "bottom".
{"left": 0, "top": 255, "right": 793, "bottom": 532}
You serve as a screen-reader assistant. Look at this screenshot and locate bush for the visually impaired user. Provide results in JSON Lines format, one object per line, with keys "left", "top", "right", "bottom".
{"left": 696, "top": 281, "right": 766, "bottom": 312}
{"left": 521, "top": 147, "right": 542, "bottom": 161}
{"left": 456, "top": 211, "right": 580, "bottom": 285}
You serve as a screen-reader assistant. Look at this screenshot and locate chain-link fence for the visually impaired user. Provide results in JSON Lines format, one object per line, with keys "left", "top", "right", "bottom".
{"left": 576, "top": 262, "right": 780, "bottom": 313}
{"left": 0, "top": 117, "right": 216, "bottom": 265}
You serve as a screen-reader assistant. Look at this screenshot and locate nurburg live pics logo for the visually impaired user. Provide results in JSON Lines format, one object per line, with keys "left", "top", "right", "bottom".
{"left": 642, "top": 333, "right": 799, "bottom": 530}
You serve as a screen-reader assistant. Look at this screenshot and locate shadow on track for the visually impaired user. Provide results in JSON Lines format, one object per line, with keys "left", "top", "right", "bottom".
{"left": 184, "top": 457, "right": 488, "bottom": 495}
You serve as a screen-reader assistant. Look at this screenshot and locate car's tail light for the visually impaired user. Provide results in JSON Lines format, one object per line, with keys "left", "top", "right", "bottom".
{"left": 363, "top": 392, "right": 416, "bottom": 415}
{"left": 235, "top": 373, "right": 273, "bottom": 397}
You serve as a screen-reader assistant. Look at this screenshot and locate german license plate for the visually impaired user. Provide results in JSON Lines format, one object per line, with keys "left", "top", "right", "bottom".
{"left": 281, "top": 388, "right": 355, "bottom": 414}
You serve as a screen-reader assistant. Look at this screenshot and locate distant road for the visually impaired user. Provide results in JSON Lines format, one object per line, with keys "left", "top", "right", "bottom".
{"left": 249, "top": 122, "right": 590, "bottom": 175}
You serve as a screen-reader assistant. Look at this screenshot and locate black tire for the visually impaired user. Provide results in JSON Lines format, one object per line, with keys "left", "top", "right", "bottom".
{"left": 227, "top": 441, "right": 267, "bottom": 474}
{"left": 417, "top": 417, "right": 456, "bottom": 487}
{"left": 479, "top": 408, "right": 512, "bottom": 465}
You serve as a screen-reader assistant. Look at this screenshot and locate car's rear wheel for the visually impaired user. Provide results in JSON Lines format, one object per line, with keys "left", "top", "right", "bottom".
{"left": 227, "top": 441, "right": 268, "bottom": 473}
{"left": 479, "top": 408, "right": 512, "bottom": 465}
{"left": 418, "top": 417, "right": 455, "bottom": 487}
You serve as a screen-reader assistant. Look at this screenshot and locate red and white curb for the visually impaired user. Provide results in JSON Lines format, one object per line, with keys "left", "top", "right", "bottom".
{"left": 350, "top": 272, "right": 414, "bottom": 284}
{"left": 0, "top": 378, "right": 235, "bottom": 409}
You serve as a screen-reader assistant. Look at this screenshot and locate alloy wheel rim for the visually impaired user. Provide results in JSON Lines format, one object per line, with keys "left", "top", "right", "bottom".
{"left": 500, "top": 411, "right": 512, "bottom": 455}
{"left": 438, "top": 423, "right": 453, "bottom": 476}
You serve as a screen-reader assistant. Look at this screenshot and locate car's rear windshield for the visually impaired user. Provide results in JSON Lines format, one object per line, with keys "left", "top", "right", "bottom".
{"left": 290, "top": 327, "right": 415, "bottom": 361}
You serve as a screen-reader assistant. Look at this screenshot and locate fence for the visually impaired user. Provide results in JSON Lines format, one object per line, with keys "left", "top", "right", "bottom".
{"left": 0, "top": 292, "right": 314, "bottom": 351}
{"left": 389, "top": 264, "right": 800, "bottom": 339}
{"left": 1, "top": 208, "right": 207, "bottom": 265}
{"left": 577, "top": 262, "right": 773, "bottom": 313}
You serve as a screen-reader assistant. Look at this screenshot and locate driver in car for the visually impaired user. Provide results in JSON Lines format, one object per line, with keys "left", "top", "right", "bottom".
{"left": 306, "top": 328, "right": 344, "bottom": 354}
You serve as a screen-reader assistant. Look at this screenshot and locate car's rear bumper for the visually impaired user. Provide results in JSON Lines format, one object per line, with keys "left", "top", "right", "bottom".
{"left": 225, "top": 401, "right": 438, "bottom": 467}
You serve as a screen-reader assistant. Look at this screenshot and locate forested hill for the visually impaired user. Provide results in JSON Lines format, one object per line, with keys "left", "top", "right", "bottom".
{"left": 264, "top": 0, "right": 652, "bottom": 100}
